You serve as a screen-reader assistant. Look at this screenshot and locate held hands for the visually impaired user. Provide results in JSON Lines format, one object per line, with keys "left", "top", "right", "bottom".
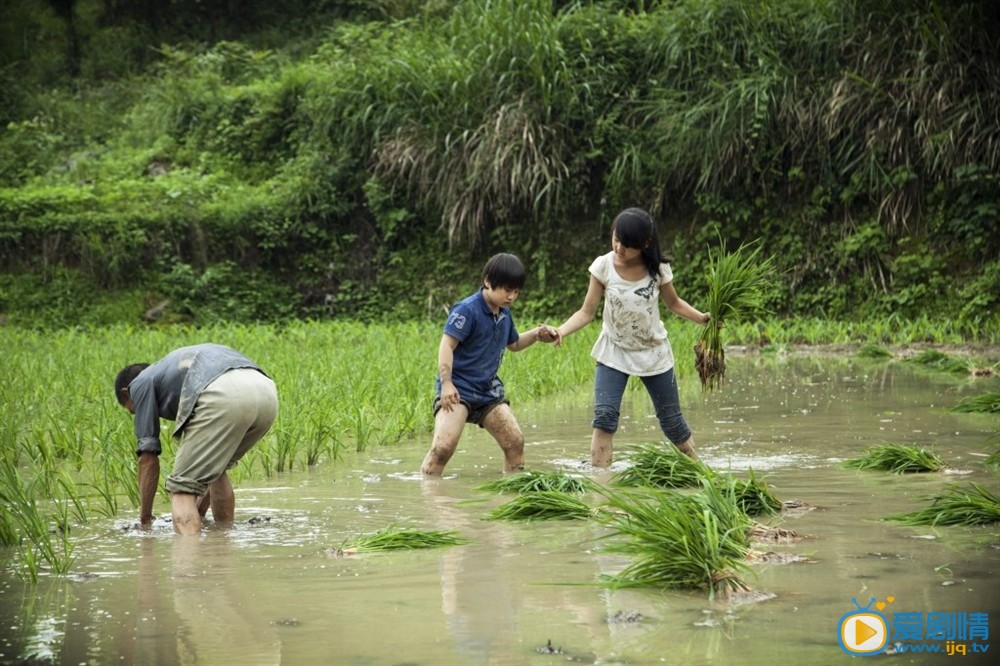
{"left": 536, "top": 324, "right": 561, "bottom": 344}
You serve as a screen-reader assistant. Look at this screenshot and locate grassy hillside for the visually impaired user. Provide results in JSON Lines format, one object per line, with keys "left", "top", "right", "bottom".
{"left": 0, "top": 0, "right": 997, "bottom": 335}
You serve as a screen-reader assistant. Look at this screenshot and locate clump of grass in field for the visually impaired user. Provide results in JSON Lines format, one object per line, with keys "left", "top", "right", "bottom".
{"left": 611, "top": 443, "right": 715, "bottom": 489}
{"left": 338, "top": 523, "right": 471, "bottom": 553}
{"left": 593, "top": 481, "right": 753, "bottom": 598}
{"left": 487, "top": 491, "right": 592, "bottom": 522}
{"left": 905, "top": 350, "right": 970, "bottom": 374}
{"left": 857, "top": 344, "right": 892, "bottom": 358}
{"left": 715, "top": 471, "right": 783, "bottom": 516}
{"left": 695, "top": 239, "right": 775, "bottom": 391}
{"left": 950, "top": 392, "right": 1000, "bottom": 415}
{"left": 844, "top": 443, "right": 946, "bottom": 474}
{"left": 476, "top": 470, "right": 590, "bottom": 494}
{"left": 886, "top": 484, "right": 1000, "bottom": 526}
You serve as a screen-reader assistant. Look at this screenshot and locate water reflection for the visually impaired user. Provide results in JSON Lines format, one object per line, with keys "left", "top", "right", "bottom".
{"left": 168, "top": 535, "right": 281, "bottom": 665}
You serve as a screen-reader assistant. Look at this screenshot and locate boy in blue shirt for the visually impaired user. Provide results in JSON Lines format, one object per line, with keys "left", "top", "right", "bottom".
{"left": 421, "top": 253, "right": 557, "bottom": 476}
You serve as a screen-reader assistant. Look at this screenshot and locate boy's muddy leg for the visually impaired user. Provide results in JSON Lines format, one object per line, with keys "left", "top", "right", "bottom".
{"left": 482, "top": 405, "right": 525, "bottom": 474}
{"left": 422, "top": 406, "right": 467, "bottom": 475}
{"left": 590, "top": 429, "right": 614, "bottom": 467}
{"left": 674, "top": 436, "right": 699, "bottom": 461}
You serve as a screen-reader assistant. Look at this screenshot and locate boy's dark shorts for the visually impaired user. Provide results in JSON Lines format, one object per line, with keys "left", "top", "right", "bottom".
{"left": 433, "top": 396, "right": 510, "bottom": 427}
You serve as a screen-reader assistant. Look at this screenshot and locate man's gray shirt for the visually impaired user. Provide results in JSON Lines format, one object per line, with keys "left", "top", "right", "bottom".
{"left": 128, "top": 344, "right": 266, "bottom": 454}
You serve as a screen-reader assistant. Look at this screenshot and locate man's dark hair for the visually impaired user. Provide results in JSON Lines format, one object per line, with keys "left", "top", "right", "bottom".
{"left": 481, "top": 253, "right": 527, "bottom": 291}
{"left": 115, "top": 364, "right": 149, "bottom": 405}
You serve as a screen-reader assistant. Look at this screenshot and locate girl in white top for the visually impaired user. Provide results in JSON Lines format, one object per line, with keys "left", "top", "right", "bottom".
{"left": 554, "top": 207, "right": 710, "bottom": 466}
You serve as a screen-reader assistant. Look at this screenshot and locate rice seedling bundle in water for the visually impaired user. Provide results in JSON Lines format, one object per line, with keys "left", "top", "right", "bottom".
{"left": 476, "top": 470, "right": 590, "bottom": 494}
{"left": 887, "top": 483, "right": 1000, "bottom": 526}
{"left": 906, "top": 350, "right": 970, "bottom": 374}
{"left": 339, "top": 523, "right": 471, "bottom": 552}
{"left": 611, "top": 443, "right": 715, "bottom": 489}
{"left": 950, "top": 391, "right": 1000, "bottom": 414}
{"left": 593, "top": 481, "right": 753, "bottom": 598}
{"left": 695, "top": 240, "right": 775, "bottom": 391}
{"left": 715, "top": 472, "right": 783, "bottom": 516}
{"left": 843, "top": 443, "right": 946, "bottom": 474}
{"left": 487, "top": 491, "right": 592, "bottom": 522}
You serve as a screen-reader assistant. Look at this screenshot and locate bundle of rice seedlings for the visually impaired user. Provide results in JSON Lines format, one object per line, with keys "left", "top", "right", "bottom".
{"left": 950, "top": 392, "right": 1000, "bottom": 415}
{"left": 695, "top": 240, "right": 775, "bottom": 391}
{"left": 886, "top": 483, "right": 1000, "bottom": 526}
{"left": 475, "top": 470, "right": 590, "bottom": 494}
{"left": 611, "top": 443, "right": 715, "bottom": 489}
{"left": 905, "top": 350, "right": 970, "bottom": 374}
{"left": 843, "top": 443, "right": 946, "bottom": 474}
{"left": 593, "top": 481, "right": 753, "bottom": 598}
{"left": 486, "top": 491, "right": 592, "bottom": 522}
{"left": 715, "top": 471, "right": 783, "bottom": 516}
{"left": 338, "top": 522, "right": 471, "bottom": 553}
{"left": 857, "top": 344, "right": 892, "bottom": 359}
{"left": 986, "top": 437, "right": 1000, "bottom": 469}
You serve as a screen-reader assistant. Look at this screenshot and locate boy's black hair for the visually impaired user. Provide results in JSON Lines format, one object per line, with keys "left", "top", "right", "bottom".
{"left": 481, "top": 253, "right": 527, "bottom": 291}
{"left": 612, "top": 207, "right": 669, "bottom": 279}
{"left": 115, "top": 364, "right": 150, "bottom": 405}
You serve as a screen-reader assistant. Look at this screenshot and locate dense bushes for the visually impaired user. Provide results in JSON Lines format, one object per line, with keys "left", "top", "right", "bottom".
{"left": 0, "top": 0, "right": 997, "bottom": 332}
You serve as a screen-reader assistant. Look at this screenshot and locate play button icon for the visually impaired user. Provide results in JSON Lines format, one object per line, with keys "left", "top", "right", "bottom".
{"left": 840, "top": 612, "right": 888, "bottom": 654}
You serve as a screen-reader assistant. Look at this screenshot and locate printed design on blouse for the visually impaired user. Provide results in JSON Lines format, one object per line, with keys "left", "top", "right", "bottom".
{"left": 634, "top": 279, "right": 656, "bottom": 299}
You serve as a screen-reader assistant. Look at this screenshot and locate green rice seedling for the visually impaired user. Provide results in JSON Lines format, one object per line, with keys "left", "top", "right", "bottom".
{"left": 0, "top": 506, "right": 17, "bottom": 547}
{"left": 338, "top": 522, "right": 471, "bottom": 553}
{"left": 0, "top": 460, "right": 76, "bottom": 580}
{"left": 906, "top": 350, "right": 970, "bottom": 374}
{"left": 486, "top": 491, "right": 593, "bottom": 522}
{"left": 857, "top": 344, "right": 892, "bottom": 359}
{"left": 714, "top": 472, "right": 783, "bottom": 517}
{"left": 695, "top": 239, "right": 775, "bottom": 391}
{"left": 593, "top": 481, "right": 753, "bottom": 599}
{"left": 886, "top": 483, "right": 1000, "bottom": 526}
{"left": 950, "top": 392, "right": 1000, "bottom": 415}
{"left": 476, "top": 470, "right": 591, "bottom": 494}
{"left": 611, "top": 443, "right": 716, "bottom": 489}
{"left": 985, "top": 435, "right": 1000, "bottom": 469}
{"left": 843, "top": 443, "right": 946, "bottom": 474}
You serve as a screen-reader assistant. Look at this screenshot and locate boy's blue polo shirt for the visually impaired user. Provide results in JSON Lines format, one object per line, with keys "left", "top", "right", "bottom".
{"left": 437, "top": 290, "right": 520, "bottom": 404}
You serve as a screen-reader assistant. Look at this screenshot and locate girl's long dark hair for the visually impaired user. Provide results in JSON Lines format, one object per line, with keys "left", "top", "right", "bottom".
{"left": 612, "top": 207, "right": 668, "bottom": 279}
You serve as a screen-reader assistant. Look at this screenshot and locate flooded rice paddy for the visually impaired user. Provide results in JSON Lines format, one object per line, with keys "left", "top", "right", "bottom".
{"left": 1, "top": 353, "right": 997, "bottom": 665}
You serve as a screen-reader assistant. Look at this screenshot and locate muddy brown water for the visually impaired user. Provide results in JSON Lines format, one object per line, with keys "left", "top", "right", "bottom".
{"left": 1, "top": 354, "right": 997, "bottom": 665}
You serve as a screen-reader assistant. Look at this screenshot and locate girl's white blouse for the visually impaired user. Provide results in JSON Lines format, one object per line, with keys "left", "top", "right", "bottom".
{"left": 589, "top": 251, "right": 675, "bottom": 377}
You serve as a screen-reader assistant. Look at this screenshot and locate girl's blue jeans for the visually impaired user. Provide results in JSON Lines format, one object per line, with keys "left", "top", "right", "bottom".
{"left": 591, "top": 362, "right": 692, "bottom": 444}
